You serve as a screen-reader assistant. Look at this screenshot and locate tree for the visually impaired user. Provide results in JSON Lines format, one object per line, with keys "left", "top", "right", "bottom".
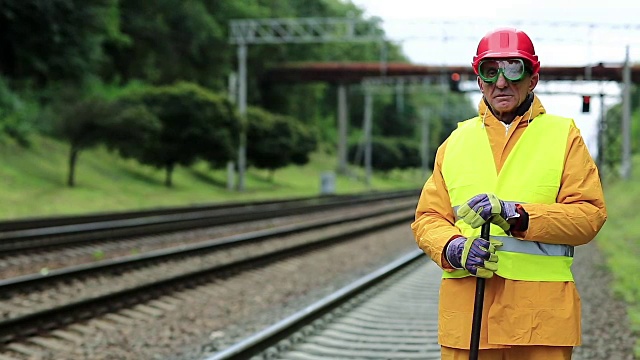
{"left": 393, "top": 138, "right": 422, "bottom": 169}
{"left": 347, "top": 137, "right": 403, "bottom": 173}
{"left": 289, "top": 120, "right": 319, "bottom": 166}
{"left": 51, "top": 97, "right": 161, "bottom": 187}
{"left": 246, "top": 107, "right": 315, "bottom": 181}
{"left": 123, "top": 82, "right": 240, "bottom": 187}
{"left": 52, "top": 97, "right": 117, "bottom": 187}
{"left": 103, "top": 103, "right": 163, "bottom": 162}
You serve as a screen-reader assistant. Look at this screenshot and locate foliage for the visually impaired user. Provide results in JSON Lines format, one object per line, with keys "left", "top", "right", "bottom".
{"left": 0, "top": 77, "right": 36, "bottom": 146}
{"left": 393, "top": 138, "right": 423, "bottom": 169}
{"left": 595, "top": 156, "right": 640, "bottom": 357}
{"left": 104, "top": 0, "right": 226, "bottom": 88}
{"left": 600, "top": 84, "right": 640, "bottom": 175}
{"left": 121, "top": 82, "right": 240, "bottom": 186}
{"left": 0, "top": 135, "right": 425, "bottom": 220}
{"left": 51, "top": 97, "right": 116, "bottom": 151}
{"left": 348, "top": 137, "right": 405, "bottom": 173}
{"left": 246, "top": 107, "right": 318, "bottom": 180}
{"left": 104, "top": 103, "right": 163, "bottom": 159}
{"left": 290, "top": 120, "right": 319, "bottom": 166}
{"left": 0, "top": 0, "right": 123, "bottom": 85}
{"left": 0, "top": 0, "right": 477, "bottom": 190}
{"left": 50, "top": 94, "right": 161, "bottom": 187}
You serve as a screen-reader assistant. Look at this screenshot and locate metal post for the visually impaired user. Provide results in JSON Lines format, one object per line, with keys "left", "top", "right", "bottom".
{"left": 226, "top": 162, "right": 235, "bottom": 191}
{"left": 337, "top": 83, "right": 349, "bottom": 174}
{"left": 585, "top": 25, "right": 594, "bottom": 81}
{"left": 597, "top": 92, "right": 606, "bottom": 173}
{"left": 237, "top": 43, "right": 248, "bottom": 191}
{"left": 396, "top": 81, "right": 405, "bottom": 116}
{"left": 420, "top": 107, "right": 430, "bottom": 178}
{"left": 621, "top": 45, "right": 632, "bottom": 180}
{"left": 379, "top": 40, "right": 387, "bottom": 77}
{"left": 227, "top": 72, "right": 238, "bottom": 191}
{"left": 363, "top": 89, "right": 373, "bottom": 187}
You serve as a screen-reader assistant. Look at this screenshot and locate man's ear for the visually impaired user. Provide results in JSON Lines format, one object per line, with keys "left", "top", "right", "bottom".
{"left": 529, "top": 73, "right": 539, "bottom": 92}
{"left": 477, "top": 76, "right": 484, "bottom": 92}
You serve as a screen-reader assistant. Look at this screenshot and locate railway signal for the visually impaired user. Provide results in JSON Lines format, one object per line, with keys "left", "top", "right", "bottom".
{"left": 582, "top": 95, "right": 591, "bottom": 113}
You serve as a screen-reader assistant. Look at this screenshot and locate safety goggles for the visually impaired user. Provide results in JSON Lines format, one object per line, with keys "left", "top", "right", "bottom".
{"left": 478, "top": 58, "right": 528, "bottom": 83}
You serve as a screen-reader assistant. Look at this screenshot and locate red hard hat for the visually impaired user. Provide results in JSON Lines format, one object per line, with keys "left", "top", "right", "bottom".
{"left": 472, "top": 28, "right": 540, "bottom": 75}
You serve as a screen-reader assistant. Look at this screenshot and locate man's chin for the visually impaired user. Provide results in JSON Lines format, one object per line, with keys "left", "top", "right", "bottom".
{"left": 492, "top": 101, "right": 516, "bottom": 113}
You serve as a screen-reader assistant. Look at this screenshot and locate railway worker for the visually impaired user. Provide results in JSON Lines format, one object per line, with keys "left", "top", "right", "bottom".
{"left": 411, "top": 27, "right": 607, "bottom": 360}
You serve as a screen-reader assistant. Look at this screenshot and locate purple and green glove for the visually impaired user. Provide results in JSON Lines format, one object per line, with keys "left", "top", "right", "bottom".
{"left": 456, "top": 193, "right": 519, "bottom": 232}
{"left": 445, "top": 236, "right": 503, "bottom": 278}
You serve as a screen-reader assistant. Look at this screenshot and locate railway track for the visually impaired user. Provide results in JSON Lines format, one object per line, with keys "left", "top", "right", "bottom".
{"left": 0, "top": 189, "right": 418, "bottom": 252}
{"left": 0, "top": 201, "right": 416, "bottom": 353}
{"left": 0, "top": 190, "right": 416, "bottom": 231}
{"left": 0, "top": 197, "right": 418, "bottom": 280}
{"left": 205, "top": 250, "right": 441, "bottom": 360}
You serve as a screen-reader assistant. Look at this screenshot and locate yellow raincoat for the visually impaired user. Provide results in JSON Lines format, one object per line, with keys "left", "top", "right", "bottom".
{"left": 411, "top": 94, "right": 607, "bottom": 349}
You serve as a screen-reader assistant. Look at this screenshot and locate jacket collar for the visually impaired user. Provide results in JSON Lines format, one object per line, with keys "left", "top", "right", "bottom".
{"left": 478, "top": 93, "right": 546, "bottom": 127}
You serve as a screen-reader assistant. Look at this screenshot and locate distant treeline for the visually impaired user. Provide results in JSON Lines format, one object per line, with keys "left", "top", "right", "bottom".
{"left": 0, "top": 0, "right": 480, "bottom": 187}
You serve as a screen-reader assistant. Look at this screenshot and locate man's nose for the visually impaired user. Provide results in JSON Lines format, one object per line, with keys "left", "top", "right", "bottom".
{"left": 495, "top": 73, "right": 508, "bottom": 88}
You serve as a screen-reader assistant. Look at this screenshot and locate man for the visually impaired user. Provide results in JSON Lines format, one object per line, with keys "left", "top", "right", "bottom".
{"left": 411, "top": 28, "right": 607, "bottom": 360}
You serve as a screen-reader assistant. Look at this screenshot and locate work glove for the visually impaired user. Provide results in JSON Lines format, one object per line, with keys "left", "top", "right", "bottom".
{"left": 445, "top": 236, "right": 503, "bottom": 278}
{"left": 456, "top": 193, "right": 519, "bottom": 232}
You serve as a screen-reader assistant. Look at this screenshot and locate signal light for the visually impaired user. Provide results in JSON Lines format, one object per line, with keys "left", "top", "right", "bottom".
{"left": 582, "top": 95, "right": 590, "bottom": 113}
{"left": 449, "top": 72, "right": 461, "bottom": 92}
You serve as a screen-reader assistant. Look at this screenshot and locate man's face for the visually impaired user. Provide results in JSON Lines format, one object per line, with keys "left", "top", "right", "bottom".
{"left": 477, "top": 59, "right": 539, "bottom": 114}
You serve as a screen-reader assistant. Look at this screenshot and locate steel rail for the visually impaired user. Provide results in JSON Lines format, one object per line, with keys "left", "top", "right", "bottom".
{"left": 0, "top": 190, "right": 416, "bottom": 231}
{"left": 0, "top": 189, "right": 418, "bottom": 252}
{"left": 205, "top": 249, "right": 426, "bottom": 360}
{"left": 0, "top": 209, "right": 414, "bottom": 345}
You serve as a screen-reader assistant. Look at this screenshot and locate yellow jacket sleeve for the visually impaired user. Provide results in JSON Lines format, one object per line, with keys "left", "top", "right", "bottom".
{"left": 411, "top": 140, "right": 461, "bottom": 269}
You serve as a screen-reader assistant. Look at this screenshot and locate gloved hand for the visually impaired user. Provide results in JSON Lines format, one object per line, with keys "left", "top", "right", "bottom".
{"left": 445, "top": 236, "right": 503, "bottom": 278}
{"left": 456, "top": 193, "right": 519, "bottom": 232}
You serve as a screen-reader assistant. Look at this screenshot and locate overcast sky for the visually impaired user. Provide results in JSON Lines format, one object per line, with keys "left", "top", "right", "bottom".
{"left": 347, "top": 0, "right": 640, "bottom": 155}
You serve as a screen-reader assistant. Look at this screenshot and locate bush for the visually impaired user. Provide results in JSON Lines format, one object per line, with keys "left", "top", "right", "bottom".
{"left": 116, "top": 81, "right": 241, "bottom": 186}
{"left": 246, "top": 107, "right": 318, "bottom": 179}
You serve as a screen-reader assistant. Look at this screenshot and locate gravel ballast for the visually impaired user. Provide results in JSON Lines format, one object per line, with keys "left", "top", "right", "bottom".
{"left": 0, "top": 227, "right": 636, "bottom": 359}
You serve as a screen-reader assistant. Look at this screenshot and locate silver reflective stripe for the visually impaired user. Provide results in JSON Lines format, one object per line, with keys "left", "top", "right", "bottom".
{"left": 453, "top": 205, "right": 460, "bottom": 220}
{"left": 493, "top": 235, "right": 574, "bottom": 257}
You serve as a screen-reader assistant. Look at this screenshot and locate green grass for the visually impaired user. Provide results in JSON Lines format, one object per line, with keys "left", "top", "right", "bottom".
{"left": 0, "top": 136, "right": 426, "bottom": 220}
{"left": 597, "top": 157, "right": 640, "bottom": 356}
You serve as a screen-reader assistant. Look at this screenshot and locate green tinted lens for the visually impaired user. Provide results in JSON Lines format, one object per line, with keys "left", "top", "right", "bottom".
{"left": 479, "top": 59, "right": 526, "bottom": 83}
{"left": 479, "top": 60, "right": 500, "bottom": 83}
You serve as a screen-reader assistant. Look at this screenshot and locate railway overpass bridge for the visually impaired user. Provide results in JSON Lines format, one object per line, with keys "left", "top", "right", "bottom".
{"left": 260, "top": 62, "right": 633, "bottom": 178}
{"left": 262, "top": 61, "right": 640, "bottom": 84}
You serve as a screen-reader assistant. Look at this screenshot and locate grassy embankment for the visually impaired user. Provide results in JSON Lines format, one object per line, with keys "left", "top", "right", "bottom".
{"left": 0, "top": 136, "right": 425, "bottom": 220}
{"left": 596, "top": 159, "right": 640, "bottom": 355}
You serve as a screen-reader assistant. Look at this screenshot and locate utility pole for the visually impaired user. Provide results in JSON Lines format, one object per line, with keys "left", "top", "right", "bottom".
{"left": 360, "top": 75, "right": 437, "bottom": 185}
{"left": 227, "top": 72, "right": 238, "bottom": 191}
{"left": 363, "top": 88, "right": 373, "bottom": 188}
{"left": 236, "top": 43, "right": 248, "bottom": 191}
{"left": 337, "top": 84, "right": 348, "bottom": 174}
{"left": 597, "top": 92, "right": 606, "bottom": 173}
{"left": 420, "top": 107, "right": 430, "bottom": 179}
{"left": 621, "top": 45, "right": 632, "bottom": 180}
{"left": 229, "top": 18, "right": 384, "bottom": 191}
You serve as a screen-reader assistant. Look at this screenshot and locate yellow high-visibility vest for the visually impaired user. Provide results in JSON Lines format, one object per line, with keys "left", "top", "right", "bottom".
{"left": 441, "top": 114, "right": 575, "bottom": 282}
